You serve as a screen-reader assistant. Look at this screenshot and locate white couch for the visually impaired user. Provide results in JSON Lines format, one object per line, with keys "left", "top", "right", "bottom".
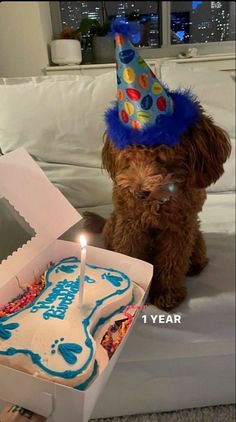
{"left": 0, "top": 64, "right": 235, "bottom": 418}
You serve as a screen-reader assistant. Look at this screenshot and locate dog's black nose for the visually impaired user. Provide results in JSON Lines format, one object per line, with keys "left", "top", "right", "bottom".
{"left": 134, "top": 190, "right": 150, "bottom": 199}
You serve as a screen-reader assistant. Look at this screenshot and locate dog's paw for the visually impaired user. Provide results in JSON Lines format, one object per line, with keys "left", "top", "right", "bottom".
{"left": 152, "top": 286, "right": 187, "bottom": 311}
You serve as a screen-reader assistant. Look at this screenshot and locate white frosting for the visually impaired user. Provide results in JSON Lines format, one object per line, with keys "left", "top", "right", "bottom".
{"left": 0, "top": 257, "right": 134, "bottom": 388}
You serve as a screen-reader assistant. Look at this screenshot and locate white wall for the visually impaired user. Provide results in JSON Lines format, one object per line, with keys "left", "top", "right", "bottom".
{"left": 0, "top": 1, "right": 52, "bottom": 77}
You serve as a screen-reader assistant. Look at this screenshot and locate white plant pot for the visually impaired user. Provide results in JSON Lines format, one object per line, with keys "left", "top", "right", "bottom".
{"left": 51, "top": 39, "right": 82, "bottom": 65}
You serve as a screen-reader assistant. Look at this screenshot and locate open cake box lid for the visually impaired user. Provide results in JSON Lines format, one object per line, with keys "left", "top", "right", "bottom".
{"left": 0, "top": 148, "right": 82, "bottom": 282}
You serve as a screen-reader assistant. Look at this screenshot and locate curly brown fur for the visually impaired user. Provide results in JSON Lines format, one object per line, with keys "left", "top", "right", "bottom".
{"left": 85, "top": 104, "right": 231, "bottom": 311}
{"left": 83, "top": 211, "right": 106, "bottom": 233}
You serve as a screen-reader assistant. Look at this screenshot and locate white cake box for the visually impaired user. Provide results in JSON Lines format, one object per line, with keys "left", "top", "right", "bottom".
{"left": 0, "top": 149, "right": 153, "bottom": 422}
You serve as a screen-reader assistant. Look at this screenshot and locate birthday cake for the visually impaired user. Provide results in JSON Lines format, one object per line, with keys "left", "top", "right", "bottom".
{"left": 0, "top": 257, "right": 140, "bottom": 389}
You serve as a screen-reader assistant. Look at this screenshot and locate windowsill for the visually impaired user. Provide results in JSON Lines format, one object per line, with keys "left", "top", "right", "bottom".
{"left": 46, "top": 63, "right": 115, "bottom": 71}
{"left": 171, "top": 53, "right": 236, "bottom": 63}
{"left": 45, "top": 58, "right": 157, "bottom": 71}
{"left": 45, "top": 53, "right": 235, "bottom": 71}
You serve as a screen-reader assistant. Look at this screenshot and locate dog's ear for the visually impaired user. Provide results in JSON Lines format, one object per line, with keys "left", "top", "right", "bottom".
{"left": 102, "top": 134, "right": 117, "bottom": 180}
{"left": 183, "top": 114, "right": 231, "bottom": 188}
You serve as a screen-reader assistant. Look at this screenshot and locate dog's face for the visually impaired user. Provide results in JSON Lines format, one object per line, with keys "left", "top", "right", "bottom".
{"left": 103, "top": 144, "right": 184, "bottom": 203}
{"left": 102, "top": 112, "right": 231, "bottom": 202}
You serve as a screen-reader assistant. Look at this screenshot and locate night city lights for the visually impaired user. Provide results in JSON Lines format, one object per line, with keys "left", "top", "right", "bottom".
{"left": 60, "top": 1, "right": 235, "bottom": 47}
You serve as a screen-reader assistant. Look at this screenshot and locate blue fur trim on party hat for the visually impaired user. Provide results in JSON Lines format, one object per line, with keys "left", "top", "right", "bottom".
{"left": 105, "top": 90, "right": 200, "bottom": 149}
{"left": 110, "top": 21, "right": 140, "bottom": 38}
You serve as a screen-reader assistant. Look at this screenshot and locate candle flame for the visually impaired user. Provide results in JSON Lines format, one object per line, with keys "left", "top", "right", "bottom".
{"left": 80, "top": 234, "right": 87, "bottom": 249}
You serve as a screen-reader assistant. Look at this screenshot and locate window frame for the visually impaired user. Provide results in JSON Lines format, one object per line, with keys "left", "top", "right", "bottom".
{"left": 50, "top": 1, "right": 235, "bottom": 60}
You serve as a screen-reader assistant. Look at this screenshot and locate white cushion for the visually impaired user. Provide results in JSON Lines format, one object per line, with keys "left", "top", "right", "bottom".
{"left": 0, "top": 74, "right": 116, "bottom": 209}
{"left": 158, "top": 61, "right": 235, "bottom": 193}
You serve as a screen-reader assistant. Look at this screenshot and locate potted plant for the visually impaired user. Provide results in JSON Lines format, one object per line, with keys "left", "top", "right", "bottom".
{"left": 78, "top": 18, "right": 100, "bottom": 63}
{"left": 78, "top": 18, "right": 114, "bottom": 64}
{"left": 60, "top": 27, "right": 81, "bottom": 41}
{"left": 91, "top": 21, "right": 115, "bottom": 64}
{"left": 50, "top": 27, "right": 82, "bottom": 65}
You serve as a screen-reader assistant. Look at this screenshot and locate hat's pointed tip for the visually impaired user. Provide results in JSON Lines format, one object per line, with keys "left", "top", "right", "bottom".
{"left": 111, "top": 20, "right": 140, "bottom": 39}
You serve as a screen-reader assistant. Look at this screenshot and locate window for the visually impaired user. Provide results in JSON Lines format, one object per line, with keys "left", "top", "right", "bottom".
{"left": 0, "top": 197, "right": 36, "bottom": 264}
{"left": 60, "top": 1, "right": 103, "bottom": 27}
{"left": 171, "top": 1, "right": 235, "bottom": 44}
{"left": 60, "top": 1, "right": 160, "bottom": 48}
{"left": 51, "top": 1, "right": 235, "bottom": 62}
{"left": 103, "top": 1, "right": 160, "bottom": 48}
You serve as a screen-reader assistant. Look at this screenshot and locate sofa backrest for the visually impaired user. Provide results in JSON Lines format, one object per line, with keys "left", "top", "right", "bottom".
{"left": 159, "top": 61, "right": 235, "bottom": 193}
{"left": 0, "top": 73, "right": 116, "bottom": 210}
{"left": 0, "top": 67, "right": 235, "bottom": 212}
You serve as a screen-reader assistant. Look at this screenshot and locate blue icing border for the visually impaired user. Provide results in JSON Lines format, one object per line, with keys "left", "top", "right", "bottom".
{"left": 91, "top": 296, "right": 134, "bottom": 337}
{"left": 74, "top": 360, "right": 98, "bottom": 391}
{"left": 77, "top": 294, "right": 134, "bottom": 390}
{"left": 73, "top": 294, "right": 135, "bottom": 390}
{"left": 0, "top": 257, "right": 132, "bottom": 382}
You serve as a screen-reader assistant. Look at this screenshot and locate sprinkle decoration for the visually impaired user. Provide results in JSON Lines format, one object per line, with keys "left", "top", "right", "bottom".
{"left": 101, "top": 317, "right": 133, "bottom": 359}
{"left": 0, "top": 275, "right": 45, "bottom": 319}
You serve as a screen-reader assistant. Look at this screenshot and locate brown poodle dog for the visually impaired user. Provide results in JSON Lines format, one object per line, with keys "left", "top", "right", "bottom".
{"left": 85, "top": 103, "right": 231, "bottom": 311}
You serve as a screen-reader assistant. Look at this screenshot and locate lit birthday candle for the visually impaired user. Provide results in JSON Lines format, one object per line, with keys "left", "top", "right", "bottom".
{"left": 78, "top": 234, "right": 87, "bottom": 309}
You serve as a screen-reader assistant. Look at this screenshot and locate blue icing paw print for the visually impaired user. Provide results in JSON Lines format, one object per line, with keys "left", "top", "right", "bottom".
{"left": 51, "top": 338, "right": 82, "bottom": 365}
{"left": 0, "top": 322, "right": 19, "bottom": 340}
{"left": 101, "top": 272, "right": 123, "bottom": 287}
{"left": 55, "top": 264, "right": 78, "bottom": 274}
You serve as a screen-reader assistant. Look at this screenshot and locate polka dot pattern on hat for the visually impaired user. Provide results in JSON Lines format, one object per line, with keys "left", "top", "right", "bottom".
{"left": 115, "top": 33, "right": 173, "bottom": 130}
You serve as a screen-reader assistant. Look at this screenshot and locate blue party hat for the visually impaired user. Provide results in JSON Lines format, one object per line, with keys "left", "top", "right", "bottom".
{"left": 105, "top": 22, "right": 200, "bottom": 149}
